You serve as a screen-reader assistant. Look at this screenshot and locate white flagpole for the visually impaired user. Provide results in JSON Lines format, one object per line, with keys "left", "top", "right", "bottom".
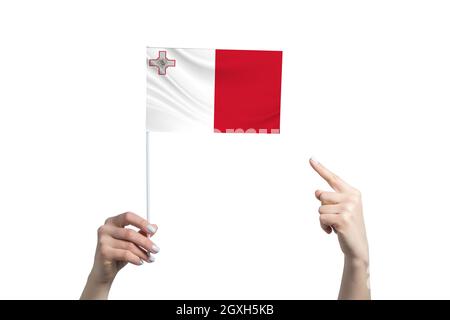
{"left": 146, "top": 129, "right": 150, "bottom": 222}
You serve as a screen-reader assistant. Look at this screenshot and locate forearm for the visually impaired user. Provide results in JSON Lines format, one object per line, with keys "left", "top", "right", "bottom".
{"left": 338, "top": 257, "right": 370, "bottom": 300}
{"left": 80, "top": 273, "right": 113, "bottom": 300}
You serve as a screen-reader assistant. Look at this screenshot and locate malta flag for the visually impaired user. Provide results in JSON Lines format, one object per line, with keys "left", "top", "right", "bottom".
{"left": 146, "top": 47, "right": 283, "bottom": 133}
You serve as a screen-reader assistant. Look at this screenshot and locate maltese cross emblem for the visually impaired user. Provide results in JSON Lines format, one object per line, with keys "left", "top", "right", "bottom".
{"left": 148, "top": 51, "right": 176, "bottom": 75}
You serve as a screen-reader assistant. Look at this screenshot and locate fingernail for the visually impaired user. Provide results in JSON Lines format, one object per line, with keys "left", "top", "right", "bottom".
{"left": 139, "top": 258, "right": 144, "bottom": 265}
{"left": 310, "top": 156, "right": 319, "bottom": 164}
{"left": 148, "top": 255, "right": 156, "bottom": 263}
{"left": 152, "top": 244, "right": 160, "bottom": 253}
{"left": 147, "top": 224, "right": 157, "bottom": 233}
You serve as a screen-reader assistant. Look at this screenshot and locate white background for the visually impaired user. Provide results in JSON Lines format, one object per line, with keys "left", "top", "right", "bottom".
{"left": 0, "top": 0, "right": 449, "bottom": 299}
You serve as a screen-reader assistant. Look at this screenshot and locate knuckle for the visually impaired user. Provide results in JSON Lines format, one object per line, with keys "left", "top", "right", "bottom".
{"left": 104, "top": 217, "right": 112, "bottom": 225}
{"left": 127, "top": 242, "right": 136, "bottom": 251}
{"left": 122, "top": 211, "right": 131, "bottom": 221}
{"left": 123, "top": 211, "right": 134, "bottom": 221}
{"left": 352, "top": 188, "right": 362, "bottom": 197}
{"left": 342, "top": 202, "right": 354, "bottom": 213}
{"left": 123, "top": 228, "right": 134, "bottom": 239}
{"left": 97, "top": 226, "right": 106, "bottom": 236}
{"left": 125, "top": 251, "right": 134, "bottom": 262}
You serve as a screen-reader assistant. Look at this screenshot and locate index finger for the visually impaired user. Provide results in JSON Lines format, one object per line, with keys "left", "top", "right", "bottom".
{"left": 309, "top": 158, "right": 351, "bottom": 192}
{"left": 106, "top": 212, "right": 157, "bottom": 234}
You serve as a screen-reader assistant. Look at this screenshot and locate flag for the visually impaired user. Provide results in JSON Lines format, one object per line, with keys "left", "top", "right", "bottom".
{"left": 146, "top": 48, "right": 282, "bottom": 133}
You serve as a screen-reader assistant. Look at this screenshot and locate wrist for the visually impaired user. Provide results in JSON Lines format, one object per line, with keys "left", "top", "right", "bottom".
{"left": 86, "top": 272, "right": 114, "bottom": 294}
{"left": 87, "top": 270, "right": 115, "bottom": 287}
{"left": 80, "top": 272, "right": 114, "bottom": 300}
{"left": 344, "top": 255, "right": 369, "bottom": 270}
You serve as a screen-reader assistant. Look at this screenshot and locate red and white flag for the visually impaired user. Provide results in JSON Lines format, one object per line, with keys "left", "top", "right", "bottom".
{"left": 146, "top": 48, "right": 282, "bottom": 133}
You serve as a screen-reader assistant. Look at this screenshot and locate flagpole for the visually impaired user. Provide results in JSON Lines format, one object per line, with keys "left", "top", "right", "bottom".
{"left": 146, "top": 129, "right": 150, "bottom": 222}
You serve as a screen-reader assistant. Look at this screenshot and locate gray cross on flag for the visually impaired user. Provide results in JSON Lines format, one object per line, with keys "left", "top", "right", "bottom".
{"left": 148, "top": 51, "right": 176, "bottom": 75}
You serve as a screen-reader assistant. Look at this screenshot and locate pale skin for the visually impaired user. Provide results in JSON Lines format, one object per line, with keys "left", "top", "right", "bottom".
{"left": 80, "top": 212, "right": 159, "bottom": 300}
{"left": 310, "top": 157, "right": 370, "bottom": 300}
{"left": 81, "top": 160, "right": 370, "bottom": 300}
